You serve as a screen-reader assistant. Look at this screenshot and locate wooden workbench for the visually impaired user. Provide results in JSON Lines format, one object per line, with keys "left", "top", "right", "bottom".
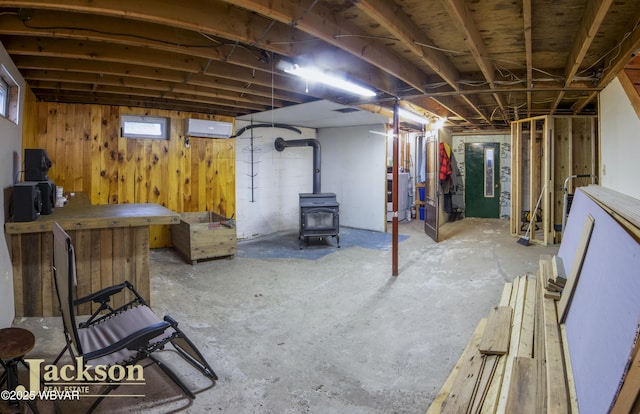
{"left": 5, "top": 193, "right": 179, "bottom": 317}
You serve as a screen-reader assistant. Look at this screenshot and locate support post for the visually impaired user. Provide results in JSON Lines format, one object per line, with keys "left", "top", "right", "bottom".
{"left": 392, "top": 100, "right": 399, "bottom": 276}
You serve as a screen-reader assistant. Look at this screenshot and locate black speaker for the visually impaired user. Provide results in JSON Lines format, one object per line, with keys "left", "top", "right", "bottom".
{"left": 36, "top": 180, "right": 55, "bottom": 215}
{"left": 13, "top": 182, "right": 42, "bottom": 222}
{"left": 24, "top": 148, "right": 52, "bottom": 181}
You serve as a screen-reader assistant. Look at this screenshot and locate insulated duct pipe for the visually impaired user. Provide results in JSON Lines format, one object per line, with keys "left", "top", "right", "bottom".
{"left": 274, "top": 137, "right": 321, "bottom": 194}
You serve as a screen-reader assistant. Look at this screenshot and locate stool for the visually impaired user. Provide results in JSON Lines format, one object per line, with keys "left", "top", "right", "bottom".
{"left": 0, "top": 327, "right": 38, "bottom": 413}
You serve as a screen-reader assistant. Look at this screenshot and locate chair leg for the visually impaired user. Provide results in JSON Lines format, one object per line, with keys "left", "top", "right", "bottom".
{"left": 148, "top": 355, "right": 195, "bottom": 399}
{"left": 170, "top": 335, "right": 218, "bottom": 381}
{"left": 52, "top": 344, "right": 69, "bottom": 365}
{"left": 86, "top": 383, "right": 120, "bottom": 414}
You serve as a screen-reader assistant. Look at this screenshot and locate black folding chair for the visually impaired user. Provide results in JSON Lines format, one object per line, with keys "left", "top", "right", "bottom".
{"left": 51, "top": 223, "right": 217, "bottom": 413}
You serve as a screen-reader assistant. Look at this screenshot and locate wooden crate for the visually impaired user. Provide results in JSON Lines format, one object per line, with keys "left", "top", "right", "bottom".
{"left": 171, "top": 212, "right": 237, "bottom": 264}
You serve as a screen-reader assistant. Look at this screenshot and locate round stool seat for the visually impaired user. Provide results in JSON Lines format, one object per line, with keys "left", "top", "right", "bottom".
{"left": 0, "top": 328, "right": 35, "bottom": 360}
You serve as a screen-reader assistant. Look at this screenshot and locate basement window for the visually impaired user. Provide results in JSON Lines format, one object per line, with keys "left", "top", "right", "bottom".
{"left": 0, "top": 65, "right": 20, "bottom": 124}
{"left": 121, "top": 115, "right": 169, "bottom": 139}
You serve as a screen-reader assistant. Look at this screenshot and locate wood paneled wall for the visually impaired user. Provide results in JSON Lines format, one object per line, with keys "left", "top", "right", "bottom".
{"left": 22, "top": 96, "right": 236, "bottom": 248}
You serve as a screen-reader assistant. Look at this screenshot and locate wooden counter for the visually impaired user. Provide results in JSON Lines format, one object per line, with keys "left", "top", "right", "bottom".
{"left": 5, "top": 194, "right": 179, "bottom": 317}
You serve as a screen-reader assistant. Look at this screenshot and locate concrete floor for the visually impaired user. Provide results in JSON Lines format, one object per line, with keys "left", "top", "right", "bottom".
{"left": 9, "top": 218, "right": 558, "bottom": 414}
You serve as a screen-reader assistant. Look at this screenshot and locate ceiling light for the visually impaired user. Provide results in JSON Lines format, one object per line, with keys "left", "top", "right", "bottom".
{"left": 397, "top": 108, "right": 430, "bottom": 125}
{"left": 434, "top": 117, "right": 447, "bottom": 129}
{"left": 282, "top": 63, "right": 377, "bottom": 97}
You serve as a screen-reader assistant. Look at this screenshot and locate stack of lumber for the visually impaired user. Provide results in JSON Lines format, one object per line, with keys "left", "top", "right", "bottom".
{"left": 427, "top": 257, "right": 577, "bottom": 414}
{"left": 428, "top": 186, "right": 640, "bottom": 413}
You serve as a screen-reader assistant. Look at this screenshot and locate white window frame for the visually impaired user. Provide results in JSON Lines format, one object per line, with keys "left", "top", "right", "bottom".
{"left": 0, "top": 65, "right": 20, "bottom": 124}
{"left": 121, "top": 115, "right": 170, "bottom": 139}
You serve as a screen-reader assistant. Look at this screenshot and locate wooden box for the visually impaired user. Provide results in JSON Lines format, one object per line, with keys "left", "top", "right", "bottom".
{"left": 171, "top": 212, "right": 237, "bottom": 264}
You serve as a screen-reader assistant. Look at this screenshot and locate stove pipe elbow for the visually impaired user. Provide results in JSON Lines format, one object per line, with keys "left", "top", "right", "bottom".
{"left": 274, "top": 137, "right": 321, "bottom": 194}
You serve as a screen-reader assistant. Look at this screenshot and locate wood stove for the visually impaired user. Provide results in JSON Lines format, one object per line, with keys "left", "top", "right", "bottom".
{"left": 299, "top": 192, "right": 340, "bottom": 249}
{"left": 274, "top": 137, "right": 340, "bottom": 249}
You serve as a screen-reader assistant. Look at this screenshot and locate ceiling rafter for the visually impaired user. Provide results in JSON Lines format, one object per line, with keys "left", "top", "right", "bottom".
{"left": 573, "top": 12, "right": 640, "bottom": 113}
{"left": 0, "top": 0, "right": 399, "bottom": 106}
{"left": 523, "top": 0, "right": 533, "bottom": 119}
{"left": 441, "top": 0, "right": 506, "bottom": 125}
{"left": 223, "top": 0, "right": 430, "bottom": 94}
{"left": 551, "top": 0, "right": 613, "bottom": 113}
{"left": 353, "top": 0, "right": 487, "bottom": 124}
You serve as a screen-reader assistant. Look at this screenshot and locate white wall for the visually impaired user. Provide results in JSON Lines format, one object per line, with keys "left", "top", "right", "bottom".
{"left": 234, "top": 122, "right": 318, "bottom": 239}
{"left": 0, "top": 43, "right": 25, "bottom": 328}
{"left": 319, "top": 124, "right": 387, "bottom": 232}
{"left": 599, "top": 77, "right": 640, "bottom": 200}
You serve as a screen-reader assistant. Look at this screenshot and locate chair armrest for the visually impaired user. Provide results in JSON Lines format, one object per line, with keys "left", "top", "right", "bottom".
{"left": 74, "top": 282, "right": 129, "bottom": 305}
{"left": 83, "top": 321, "right": 172, "bottom": 362}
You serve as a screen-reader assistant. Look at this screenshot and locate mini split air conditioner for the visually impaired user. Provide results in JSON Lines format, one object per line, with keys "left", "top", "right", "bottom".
{"left": 185, "top": 119, "right": 233, "bottom": 138}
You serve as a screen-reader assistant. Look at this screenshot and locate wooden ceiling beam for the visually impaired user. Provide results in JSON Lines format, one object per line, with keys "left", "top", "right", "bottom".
{"left": 0, "top": 36, "right": 310, "bottom": 94}
{"left": 354, "top": 0, "right": 458, "bottom": 90}
{"left": 31, "top": 90, "right": 247, "bottom": 116}
{"left": 353, "top": 0, "right": 490, "bottom": 129}
{"left": 552, "top": 0, "right": 613, "bottom": 112}
{"left": 29, "top": 80, "right": 271, "bottom": 112}
{"left": 442, "top": 0, "right": 507, "bottom": 124}
{"left": 11, "top": 56, "right": 307, "bottom": 104}
{"left": 21, "top": 69, "right": 290, "bottom": 108}
{"left": 573, "top": 11, "right": 640, "bottom": 113}
{"left": 0, "top": 0, "right": 398, "bottom": 96}
{"left": 223, "top": 0, "right": 431, "bottom": 95}
{"left": 523, "top": 0, "right": 533, "bottom": 118}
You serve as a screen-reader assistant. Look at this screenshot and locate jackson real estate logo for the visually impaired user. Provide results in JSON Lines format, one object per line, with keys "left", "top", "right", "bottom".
{"left": 1, "top": 357, "right": 146, "bottom": 402}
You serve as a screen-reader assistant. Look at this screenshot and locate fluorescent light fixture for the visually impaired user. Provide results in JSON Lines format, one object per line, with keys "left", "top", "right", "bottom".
{"left": 398, "top": 107, "right": 430, "bottom": 125}
{"left": 283, "top": 63, "right": 377, "bottom": 97}
{"left": 434, "top": 117, "right": 447, "bottom": 129}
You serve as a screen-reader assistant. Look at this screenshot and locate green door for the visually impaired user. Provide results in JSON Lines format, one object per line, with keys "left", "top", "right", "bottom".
{"left": 465, "top": 143, "right": 500, "bottom": 218}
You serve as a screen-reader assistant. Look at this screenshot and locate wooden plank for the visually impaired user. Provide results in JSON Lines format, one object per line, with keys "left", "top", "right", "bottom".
{"left": 499, "top": 282, "right": 513, "bottom": 306}
{"left": 134, "top": 226, "right": 151, "bottom": 305}
{"left": 581, "top": 185, "right": 640, "bottom": 241}
{"left": 427, "top": 318, "right": 487, "bottom": 414}
{"left": 560, "top": 324, "right": 579, "bottom": 414}
{"left": 470, "top": 355, "right": 499, "bottom": 413}
{"left": 111, "top": 227, "right": 126, "bottom": 309}
{"left": 544, "top": 291, "right": 561, "bottom": 300}
{"left": 539, "top": 255, "right": 552, "bottom": 290}
{"left": 100, "top": 228, "right": 114, "bottom": 294}
{"left": 557, "top": 213, "right": 595, "bottom": 323}
{"left": 536, "top": 267, "right": 548, "bottom": 413}
{"left": 479, "top": 281, "right": 515, "bottom": 414}
{"left": 505, "top": 357, "right": 538, "bottom": 414}
{"left": 610, "top": 332, "right": 640, "bottom": 414}
{"left": 496, "top": 275, "right": 527, "bottom": 413}
{"left": 518, "top": 274, "right": 537, "bottom": 358}
{"left": 441, "top": 325, "right": 490, "bottom": 413}
{"left": 552, "top": 255, "right": 567, "bottom": 286}
{"left": 11, "top": 235, "right": 24, "bottom": 317}
{"left": 40, "top": 231, "right": 54, "bottom": 317}
{"left": 543, "top": 298, "right": 569, "bottom": 413}
{"left": 73, "top": 229, "right": 92, "bottom": 315}
{"left": 87, "top": 229, "right": 101, "bottom": 314}
{"left": 22, "top": 233, "right": 42, "bottom": 317}
{"left": 479, "top": 306, "right": 513, "bottom": 355}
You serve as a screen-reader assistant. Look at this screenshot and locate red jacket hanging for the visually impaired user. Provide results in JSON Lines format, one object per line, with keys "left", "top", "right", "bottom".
{"left": 439, "top": 142, "right": 451, "bottom": 182}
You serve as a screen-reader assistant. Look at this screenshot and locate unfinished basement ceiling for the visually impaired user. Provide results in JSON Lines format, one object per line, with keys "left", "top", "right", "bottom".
{"left": 1, "top": 1, "right": 639, "bottom": 131}
{"left": 237, "top": 100, "right": 390, "bottom": 129}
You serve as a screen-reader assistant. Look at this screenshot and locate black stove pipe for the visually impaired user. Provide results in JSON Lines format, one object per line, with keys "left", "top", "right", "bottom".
{"left": 274, "top": 137, "right": 321, "bottom": 194}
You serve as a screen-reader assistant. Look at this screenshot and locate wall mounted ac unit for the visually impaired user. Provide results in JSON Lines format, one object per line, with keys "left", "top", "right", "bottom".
{"left": 185, "top": 119, "right": 233, "bottom": 138}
